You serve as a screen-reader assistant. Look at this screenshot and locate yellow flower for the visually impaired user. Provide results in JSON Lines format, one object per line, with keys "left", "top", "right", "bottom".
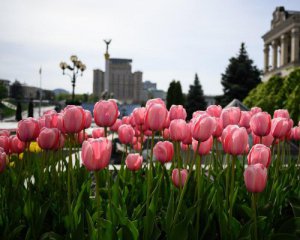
{"left": 19, "top": 153, "right": 24, "bottom": 160}
{"left": 29, "top": 142, "right": 42, "bottom": 153}
{"left": 9, "top": 161, "right": 15, "bottom": 167}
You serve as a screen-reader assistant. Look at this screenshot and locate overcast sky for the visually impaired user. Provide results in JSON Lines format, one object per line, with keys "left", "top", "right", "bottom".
{"left": 0, "top": 0, "right": 299, "bottom": 96}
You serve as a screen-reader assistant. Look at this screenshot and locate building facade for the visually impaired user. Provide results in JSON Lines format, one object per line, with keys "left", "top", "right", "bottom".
{"left": 93, "top": 56, "right": 143, "bottom": 103}
{"left": 262, "top": 6, "right": 300, "bottom": 81}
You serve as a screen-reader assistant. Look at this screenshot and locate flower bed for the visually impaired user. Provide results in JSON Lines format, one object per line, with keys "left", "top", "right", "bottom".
{"left": 0, "top": 100, "right": 299, "bottom": 239}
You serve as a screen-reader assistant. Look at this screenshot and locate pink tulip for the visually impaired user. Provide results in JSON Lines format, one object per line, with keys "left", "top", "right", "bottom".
{"left": 247, "top": 144, "right": 271, "bottom": 168}
{"left": 169, "top": 105, "right": 187, "bottom": 120}
{"left": 222, "top": 125, "right": 248, "bottom": 155}
{"left": 0, "top": 136, "right": 9, "bottom": 153}
{"left": 192, "top": 111, "right": 207, "bottom": 119}
{"left": 145, "top": 98, "right": 166, "bottom": 108}
{"left": 244, "top": 163, "right": 267, "bottom": 193}
{"left": 63, "top": 106, "right": 85, "bottom": 133}
{"left": 252, "top": 132, "right": 274, "bottom": 147}
{"left": 206, "top": 105, "right": 222, "bottom": 118}
{"left": 163, "top": 113, "right": 170, "bottom": 128}
{"left": 271, "top": 117, "right": 290, "bottom": 139}
{"left": 163, "top": 128, "right": 170, "bottom": 140}
{"left": 118, "top": 124, "right": 134, "bottom": 144}
{"left": 273, "top": 109, "right": 290, "bottom": 119}
{"left": 153, "top": 141, "right": 174, "bottom": 164}
{"left": 169, "top": 119, "right": 188, "bottom": 142}
{"left": 92, "top": 128, "right": 105, "bottom": 138}
{"left": 180, "top": 143, "right": 189, "bottom": 151}
{"left": 94, "top": 99, "right": 118, "bottom": 127}
{"left": 17, "top": 118, "right": 40, "bottom": 142}
{"left": 55, "top": 133, "right": 65, "bottom": 150}
{"left": 239, "top": 111, "right": 251, "bottom": 129}
{"left": 9, "top": 136, "right": 25, "bottom": 154}
{"left": 292, "top": 127, "right": 300, "bottom": 141}
{"left": 44, "top": 113, "right": 59, "bottom": 128}
{"left": 43, "top": 109, "right": 56, "bottom": 115}
{"left": 250, "top": 107, "right": 262, "bottom": 116}
{"left": 132, "top": 107, "right": 146, "bottom": 125}
{"left": 81, "top": 138, "right": 112, "bottom": 171}
{"left": 125, "top": 153, "right": 143, "bottom": 171}
{"left": 0, "top": 148, "right": 7, "bottom": 173}
{"left": 145, "top": 103, "right": 168, "bottom": 131}
{"left": 220, "top": 107, "right": 241, "bottom": 128}
{"left": 133, "top": 142, "right": 142, "bottom": 151}
{"left": 37, "top": 127, "right": 60, "bottom": 150}
{"left": 192, "top": 136, "right": 213, "bottom": 156}
{"left": 110, "top": 119, "right": 122, "bottom": 132}
{"left": 144, "top": 130, "right": 152, "bottom": 137}
{"left": 182, "top": 122, "right": 193, "bottom": 145}
{"left": 172, "top": 168, "right": 188, "bottom": 188}
{"left": 250, "top": 112, "right": 271, "bottom": 137}
{"left": 77, "top": 131, "right": 88, "bottom": 144}
{"left": 56, "top": 113, "right": 66, "bottom": 134}
{"left": 212, "top": 117, "right": 223, "bottom": 138}
{"left": 192, "top": 115, "right": 216, "bottom": 142}
{"left": 84, "top": 110, "right": 92, "bottom": 129}
{"left": 122, "top": 116, "right": 131, "bottom": 125}
{"left": 0, "top": 130, "right": 10, "bottom": 137}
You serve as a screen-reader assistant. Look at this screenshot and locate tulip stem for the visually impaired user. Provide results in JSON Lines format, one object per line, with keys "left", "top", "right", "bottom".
{"left": 67, "top": 135, "right": 73, "bottom": 230}
{"left": 95, "top": 171, "right": 101, "bottom": 239}
{"left": 275, "top": 139, "right": 280, "bottom": 179}
{"left": 140, "top": 125, "right": 144, "bottom": 156}
{"left": 175, "top": 142, "right": 182, "bottom": 193}
{"left": 196, "top": 155, "right": 202, "bottom": 240}
{"left": 252, "top": 193, "right": 258, "bottom": 240}
{"left": 225, "top": 154, "right": 230, "bottom": 209}
{"left": 229, "top": 155, "right": 236, "bottom": 217}
{"left": 104, "top": 127, "right": 107, "bottom": 138}
{"left": 297, "top": 142, "right": 300, "bottom": 165}
{"left": 144, "top": 131, "right": 155, "bottom": 240}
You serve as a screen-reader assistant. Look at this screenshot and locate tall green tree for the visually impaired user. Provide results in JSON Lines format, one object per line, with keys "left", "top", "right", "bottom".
{"left": 166, "top": 80, "right": 184, "bottom": 109}
{"left": 10, "top": 80, "right": 23, "bottom": 100}
{"left": 0, "top": 82, "right": 8, "bottom": 100}
{"left": 219, "top": 43, "right": 261, "bottom": 106}
{"left": 185, "top": 74, "right": 206, "bottom": 120}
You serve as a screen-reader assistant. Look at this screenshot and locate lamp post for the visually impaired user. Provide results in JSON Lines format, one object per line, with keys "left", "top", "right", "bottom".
{"left": 59, "top": 55, "right": 86, "bottom": 103}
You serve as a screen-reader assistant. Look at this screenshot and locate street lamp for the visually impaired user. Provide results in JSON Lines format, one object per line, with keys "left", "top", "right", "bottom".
{"left": 59, "top": 55, "right": 86, "bottom": 103}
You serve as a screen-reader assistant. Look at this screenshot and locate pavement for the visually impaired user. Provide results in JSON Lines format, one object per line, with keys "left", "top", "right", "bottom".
{"left": 0, "top": 106, "right": 55, "bottom": 131}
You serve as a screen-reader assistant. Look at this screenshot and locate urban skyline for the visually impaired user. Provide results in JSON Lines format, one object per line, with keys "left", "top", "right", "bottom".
{"left": 0, "top": 0, "right": 299, "bottom": 96}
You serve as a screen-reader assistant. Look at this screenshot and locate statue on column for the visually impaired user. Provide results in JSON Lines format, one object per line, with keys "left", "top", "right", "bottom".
{"left": 104, "top": 39, "right": 112, "bottom": 54}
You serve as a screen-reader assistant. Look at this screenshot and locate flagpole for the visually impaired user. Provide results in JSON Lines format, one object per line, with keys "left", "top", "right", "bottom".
{"left": 39, "top": 67, "right": 42, "bottom": 117}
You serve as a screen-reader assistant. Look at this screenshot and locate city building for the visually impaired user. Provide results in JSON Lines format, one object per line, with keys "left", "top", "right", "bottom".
{"left": 262, "top": 6, "right": 300, "bottom": 81}
{"left": 140, "top": 80, "right": 166, "bottom": 103}
{"left": 93, "top": 42, "right": 143, "bottom": 103}
{"left": 204, "top": 95, "right": 216, "bottom": 106}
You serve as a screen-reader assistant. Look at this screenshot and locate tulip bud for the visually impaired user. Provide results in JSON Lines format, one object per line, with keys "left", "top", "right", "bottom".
{"left": 244, "top": 163, "right": 267, "bottom": 193}
{"left": 172, "top": 168, "right": 188, "bottom": 188}
{"left": 94, "top": 99, "right": 118, "bottom": 127}
{"left": 222, "top": 125, "right": 248, "bottom": 155}
{"left": 144, "top": 103, "right": 168, "bottom": 131}
{"left": 169, "top": 119, "right": 188, "bottom": 142}
{"left": 63, "top": 106, "right": 86, "bottom": 133}
{"left": 118, "top": 124, "right": 134, "bottom": 144}
{"left": 81, "top": 138, "right": 112, "bottom": 171}
{"left": 250, "top": 112, "right": 271, "bottom": 137}
{"left": 92, "top": 128, "right": 105, "bottom": 138}
{"left": 17, "top": 117, "right": 40, "bottom": 142}
{"left": 9, "top": 135, "right": 26, "bottom": 154}
{"left": 192, "top": 115, "right": 216, "bottom": 142}
{"left": 125, "top": 153, "right": 143, "bottom": 171}
{"left": 169, "top": 105, "right": 187, "bottom": 120}
{"left": 0, "top": 148, "right": 7, "bottom": 173}
{"left": 206, "top": 105, "right": 222, "bottom": 117}
{"left": 220, "top": 107, "right": 241, "bottom": 128}
{"left": 153, "top": 141, "right": 174, "bottom": 164}
{"left": 247, "top": 144, "right": 271, "bottom": 168}
{"left": 192, "top": 136, "right": 213, "bottom": 156}
{"left": 37, "top": 127, "right": 60, "bottom": 150}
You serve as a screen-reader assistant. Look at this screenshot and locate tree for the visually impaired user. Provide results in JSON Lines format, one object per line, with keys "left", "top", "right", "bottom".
{"left": 185, "top": 74, "right": 207, "bottom": 119}
{"left": 0, "top": 82, "right": 8, "bottom": 100}
{"left": 243, "top": 68, "right": 300, "bottom": 123}
{"left": 219, "top": 43, "right": 261, "bottom": 106}
{"left": 166, "top": 80, "right": 184, "bottom": 109}
{"left": 28, "top": 98, "right": 34, "bottom": 117}
{"left": 15, "top": 102, "right": 22, "bottom": 121}
{"left": 10, "top": 80, "right": 23, "bottom": 100}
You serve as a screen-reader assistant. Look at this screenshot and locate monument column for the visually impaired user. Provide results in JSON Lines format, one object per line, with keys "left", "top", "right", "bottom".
{"left": 264, "top": 44, "right": 270, "bottom": 73}
{"left": 104, "top": 40, "right": 111, "bottom": 95}
{"left": 272, "top": 40, "right": 278, "bottom": 70}
{"left": 291, "top": 28, "right": 299, "bottom": 63}
{"left": 280, "top": 34, "right": 288, "bottom": 66}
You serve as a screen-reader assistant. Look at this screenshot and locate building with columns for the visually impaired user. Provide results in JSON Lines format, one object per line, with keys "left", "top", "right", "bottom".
{"left": 262, "top": 6, "right": 300, "bottom": 81}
